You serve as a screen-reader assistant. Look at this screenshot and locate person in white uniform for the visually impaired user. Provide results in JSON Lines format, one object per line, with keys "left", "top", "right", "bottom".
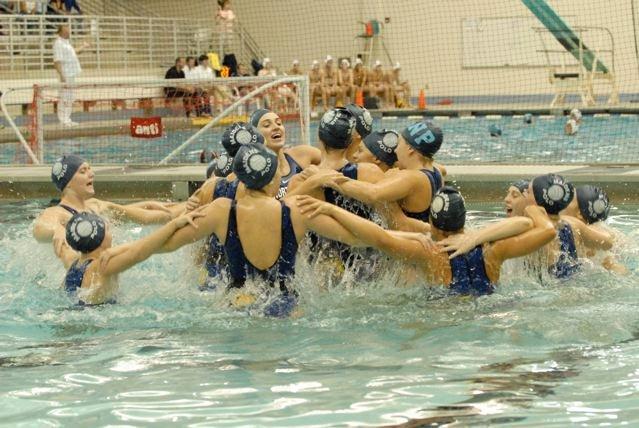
{"left": 53, "top": 25, "right": 90, "bottom": 127}
{"left": 564, "top": 108, "right": 582, "bottom": 136}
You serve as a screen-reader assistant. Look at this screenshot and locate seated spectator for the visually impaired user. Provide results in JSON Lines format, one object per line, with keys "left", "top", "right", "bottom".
{"left": 338, "top": 58, "right": 355, "bottom": 104}
{"left": 366, "top": 60, "right": 390, "bottom": 109}
{"left": 257, "top": 57, "right": 276, "bottom": 77}
{"left": 322, "top": 55, "right": 344, "bottom": 107}
{"left": 186, "top": 54, "right": 213, "bottom": 117}
{"left": 164, "top": 57, "right": 193, "bottom": 118}
{"left": 288, "top": 59, "right": 302, "bottom": 76}
{"left": 388, "top": 62, "right": 411, "bottom": 108}
{"left": 20, "top": 1, "right": 42, "bottom": 15}
{"left": 308, "top": 59, "right": 325, "bottom": 111}
{"left": 353, "top": 57, "right": 368, "bottom": 98}
{"left": 183, "top": 56, "right": 196, "bottom": 77}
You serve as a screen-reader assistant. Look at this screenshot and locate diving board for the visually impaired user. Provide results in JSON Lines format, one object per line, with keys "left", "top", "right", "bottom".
{"left": 522, "top": 0, "right": 618, "bottom": 106}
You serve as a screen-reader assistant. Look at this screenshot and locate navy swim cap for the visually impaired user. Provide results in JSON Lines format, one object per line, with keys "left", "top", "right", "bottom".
{"left": 318, "top": 108, "right": 356, "bottom": 149}
{"left": 400, "top": 120, "right": 443, "bottom": 158}
{"left": 345, "top": 103, "right": 373, "bottom": 138}
{"left": 524, "top": 113, "right": 533, "bottom": 124}
{"left": 207, "top": 151, "right": 233, "bottom": 179}
{"left": 429, "top": 186, "right": 466, "bottom": 232}
{"left": 222, "top": 122, "right": 264, "bottom": 157}
{"left": 66, "top": 212, "right": 106, "bottom": 253}
{"left": 510, "top": 179, "right": 530, "bottom": 194}
{"left": 249, "top": 108, "right": 271, "bottom": 127}
{"left": 488, "top": 124, "right": 502, "bottom": 137}
{"left": 531, "top": 174, "right": 574, "bottom": 215}
{"left": 362, "top": 129, "right": 399, "bottom": 167}
{"left": 233, "top": 143, "right": 278, "bottom": 190}
{"left": 51, "top": 154, "right": 86, "bottom": 192}
{"left": 576, "top": 185, "right": 610, "bottom": 224}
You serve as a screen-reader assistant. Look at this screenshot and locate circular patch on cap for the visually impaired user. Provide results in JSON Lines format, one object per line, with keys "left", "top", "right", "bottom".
{"left": 235, "top": 129, "right": 253, "bottom": 145}
{"left": 362, "top": 110, "right": 373, "bottom": 127}
{"left": 322, "top": 110, "right": 336, "bottom": 125}
{"left": 248, "top": 153, "right": 267, "bottom": 172}
{"left": 546, "top": 184, "right": 565, "bottom": 202}
{"left": 593, "top": 198, "right": 607, "bottom": 214}
{"left": 431, "top": 195, "right": 445, "bottom": 214}
{"left": 217, "top": 154, "right": 229, "bottom": 168}
{"left": 75, "top": 220, "right": 94, "bottom": 238}
{"left": 52, "top": 161, "right": 63, "bottom": 177}
{"left": 382, "top": 132, "right": 398, "bottom": 148}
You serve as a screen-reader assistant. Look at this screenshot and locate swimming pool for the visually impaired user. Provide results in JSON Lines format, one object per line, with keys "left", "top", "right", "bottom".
{"left": 2, "top": 114, "right": 639, "bottom": 165}
{"left": 1, "top": 201, "right": 638, "bottom": 426}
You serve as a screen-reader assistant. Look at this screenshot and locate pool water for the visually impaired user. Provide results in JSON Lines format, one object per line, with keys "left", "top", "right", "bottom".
{"left": 2, "top": 114, "right": 639, "bottom": 165}
{"left": 1, "top": 201, "right": 639, "bottom": 426}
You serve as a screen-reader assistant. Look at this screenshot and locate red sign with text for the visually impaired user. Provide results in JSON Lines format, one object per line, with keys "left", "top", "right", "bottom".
{"left": 130, "top": 117, "right": 163, "bottom": 138}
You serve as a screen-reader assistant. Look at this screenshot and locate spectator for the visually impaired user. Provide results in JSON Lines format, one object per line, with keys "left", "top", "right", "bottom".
{"left": 257, "top": 57, "right": 276, "bottom": 77}
{"left": 338, "top": 58, "right": 355, "bottom": 104}
{"left": 20, "top": 1, "right": 43, "bottom": 14}
{"left": 186, "top": 54, "right": 214, "bottom": 117}
{"left": 388, "top": 62, "right": 411, "bottom": 108}
{"left": 215, "top": 0, "right": 235, "bottom": 55}
{"left": 322, "top": 55, "right": 344, "bottom": 107}
{"left": 63, "top": 0, "right": 81, "bottom": 14}
{"left": 183, "top": 56, "right": 196, "bottom": 77}
{"left": 288, "top": 59, "right": 302, "bottom": 76}
{"left": 164, "top": 57, "right": 193, "bottom": 118}
{"left": 353, "top": 57, "right": 368, "bottom": 98}
{"left": 309, "top": 59, "right": 325, "bottom": 111}
{"left": 53, "top": 24, "right": 90, "bottom": 126}
{"left": 366, "top": 60, "right": 390, "bottom": 109}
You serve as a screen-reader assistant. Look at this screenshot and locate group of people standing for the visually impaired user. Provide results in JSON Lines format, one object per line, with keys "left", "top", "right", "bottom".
{"left": 34, "top": 104, "right": 624, "bottom": 317}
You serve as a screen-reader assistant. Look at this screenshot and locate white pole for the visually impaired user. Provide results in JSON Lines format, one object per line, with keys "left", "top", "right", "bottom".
{"left": 0, "top": 89, "right": 40, "bottom": 165}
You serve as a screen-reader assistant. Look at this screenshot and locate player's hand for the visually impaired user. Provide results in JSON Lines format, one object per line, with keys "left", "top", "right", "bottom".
{"left": 297, "top": 195, "right": 334, "bottom": 218}
{"left": 174, "top": 207, "right": 205, "bottom": 228}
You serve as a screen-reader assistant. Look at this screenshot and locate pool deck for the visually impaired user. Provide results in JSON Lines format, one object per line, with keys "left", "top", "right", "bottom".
{"left": 1, "top": 164, "right": 638, "bottom": 201}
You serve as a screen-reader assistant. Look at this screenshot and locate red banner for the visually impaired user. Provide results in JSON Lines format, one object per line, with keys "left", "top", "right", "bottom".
{"left": 130, "top": 117, "right": 163, "bottom": 138}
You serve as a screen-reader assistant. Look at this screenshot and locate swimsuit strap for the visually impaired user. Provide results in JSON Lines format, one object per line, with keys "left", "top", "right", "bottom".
{"left": 402, "top": 167, "right": 443, "bottom": 222}
{"left": 64, "top": 258, "right": 93, "bottom": 295}
{"left": 58, "top": 204, "right": 79, "bottom": 215}
{"left": 449, "top": 246, "right": 494, "bottom": 296}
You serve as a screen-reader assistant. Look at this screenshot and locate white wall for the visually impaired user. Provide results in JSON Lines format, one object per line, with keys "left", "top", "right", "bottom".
{"left": 133, "top": 0, "right": 639, "bottom": 97}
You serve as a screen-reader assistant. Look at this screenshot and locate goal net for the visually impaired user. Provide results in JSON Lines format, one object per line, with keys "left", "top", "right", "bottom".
{"left": 23, "top": 74, "right": 309, "bottom": 164}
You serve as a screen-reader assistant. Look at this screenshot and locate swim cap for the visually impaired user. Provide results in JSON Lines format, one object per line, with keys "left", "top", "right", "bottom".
{"left": 207, "top": 151, "right": 233, "bottom": 178}
{"left": 232, "top": 143, "right": 278, "bottom": 190}
{"left": 222, "top": 122, "right": 264, "bottom": 157}
{"left": 66, "top": 212, "right": 106, "bottom": 253}
{"left": 576, "top": 185, "right": 610, "bottom": 224}
{"left": 362, "top": 129, "right": 399, "bottom": 167}
{"left": 318, "top": 108, "right": 355, "bottom": 149}
{"left": 570, "top": 108, "right": 582, "bottom": 121}
{"left": 400, "top": 120, "right": 443, "bottom": 158}
{"left": 341, "top": 58, "right": 350, "bottom": 68}
{"left": 531, "top": 174, "right": 574, "bottom": 215}
{"left": 249, "top": 108, "right": 271, "bottom": 127}
{"left": 524, "top": 113, "right": 533, "bottom": 124}
{"left": 429, "top": 187, "right": 466, "bottom": 232}
{"left": 510, "top": 179, "right": 530, "bottom": 194}
{"left": 345, "top": 103, "right": 373, "bottom": 138}
{"left": 488, "top": 124, "right": 502, "bottom": 137}
{"left": 393, "top": 62, "right": 401, "bottom": 70}
{"left": 373, "top": 60, "right": 382, "bottom": 68}
{"left": 325, "top": 55, "right": 333, "bottom": 63}
{"left": 51, "top": 154, "right": 86, "bottom": 191}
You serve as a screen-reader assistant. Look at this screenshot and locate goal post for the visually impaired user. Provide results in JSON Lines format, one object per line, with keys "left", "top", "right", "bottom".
{"left": 26, "top": 74, "right": 310, "bottom": 165}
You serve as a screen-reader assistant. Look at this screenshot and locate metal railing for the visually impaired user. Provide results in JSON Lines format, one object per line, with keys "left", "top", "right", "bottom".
{"left": 0, "top": 14, "right": 264, "bottom": 74}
